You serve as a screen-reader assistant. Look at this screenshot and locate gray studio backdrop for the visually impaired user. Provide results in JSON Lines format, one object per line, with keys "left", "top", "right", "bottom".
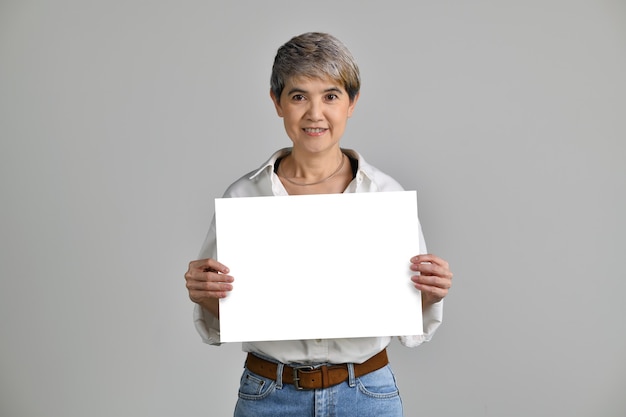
{"left": 1, "top": 1, "right": 625, "bottom": 416}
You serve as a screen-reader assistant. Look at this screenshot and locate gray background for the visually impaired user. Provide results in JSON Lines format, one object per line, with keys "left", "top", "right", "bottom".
{"left": 1, "top": 1, "right": 625, "bottom": 416}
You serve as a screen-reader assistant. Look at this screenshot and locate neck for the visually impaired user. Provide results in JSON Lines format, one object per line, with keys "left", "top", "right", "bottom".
{"left": 280, "top": 148, "right": 345, "bottom": 185}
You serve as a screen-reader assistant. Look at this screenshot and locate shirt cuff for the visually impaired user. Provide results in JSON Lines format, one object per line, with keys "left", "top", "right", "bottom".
{"left": 398, "top": 299, "right": 444, "bottom": 347}
{"left": 193, "top": 303, "right": 222, "bottom": 345}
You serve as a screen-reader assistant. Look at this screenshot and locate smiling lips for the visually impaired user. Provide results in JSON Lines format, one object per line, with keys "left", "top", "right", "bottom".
{"left": 303, "top": 127, "right": 327, "bottom": 136}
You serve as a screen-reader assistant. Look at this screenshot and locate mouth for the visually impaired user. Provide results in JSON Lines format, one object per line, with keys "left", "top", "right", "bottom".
{"left": 303, "top": 127, "right": 328, "bottom": 136}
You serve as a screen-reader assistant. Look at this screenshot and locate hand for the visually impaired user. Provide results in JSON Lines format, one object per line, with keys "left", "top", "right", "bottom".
{"left": 410, "top": 254, "right": 453, "bottom": 308}
{"left": 184, "top": 258, "right": 234, "bottom": 318}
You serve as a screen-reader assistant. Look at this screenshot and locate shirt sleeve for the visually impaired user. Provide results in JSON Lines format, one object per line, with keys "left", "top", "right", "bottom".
{"left": 192, "top": 215, "right": 223, "bottom": 345}
{"left": 193, "top": 303, "right": 222, "bottom": 345}
{"left": 190, "top": 171, "right": 271, "bottom": 347}
{"left": 398, "top": 299, "right": 443, "bottom": 347}
{"left": 398, "top": 219, "right": 444, "bottom": 347}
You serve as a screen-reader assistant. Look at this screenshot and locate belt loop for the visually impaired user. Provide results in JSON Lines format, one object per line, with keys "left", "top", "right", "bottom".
{"left": 347, "top": 363, "right": 356, "bottom": 388}
{"left": 275, "top": 362, "right": 284, "bottom": 389}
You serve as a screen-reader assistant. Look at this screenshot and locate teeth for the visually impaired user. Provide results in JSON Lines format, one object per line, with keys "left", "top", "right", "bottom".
{"left": 305, "top": 128, "right": 325, "bottom": 133}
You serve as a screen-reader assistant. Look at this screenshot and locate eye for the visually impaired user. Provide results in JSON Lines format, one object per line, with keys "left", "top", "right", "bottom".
{"left": 325, "top": 94, "right": 338, "bottom": 101}
{"left": 291, "top": 94, "right": 306, "bottom": 101}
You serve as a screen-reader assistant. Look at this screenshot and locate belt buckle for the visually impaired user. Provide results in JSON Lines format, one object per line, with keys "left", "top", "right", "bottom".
{"left": 292, "top": 365, "right": 315, "bottom": 390}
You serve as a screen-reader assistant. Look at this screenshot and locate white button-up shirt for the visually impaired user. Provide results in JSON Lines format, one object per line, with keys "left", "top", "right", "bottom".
{"left": 193, "top": 148, "right": 443, "bottom": 365}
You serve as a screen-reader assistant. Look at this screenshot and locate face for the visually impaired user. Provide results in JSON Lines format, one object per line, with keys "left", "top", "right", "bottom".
{"left": 270, "top": 76, "right": 359, "bottom": 155}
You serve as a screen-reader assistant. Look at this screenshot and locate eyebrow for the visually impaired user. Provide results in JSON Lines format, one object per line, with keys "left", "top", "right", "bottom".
{"left": 286, "top": 86, "right": 344, "bottom": 96}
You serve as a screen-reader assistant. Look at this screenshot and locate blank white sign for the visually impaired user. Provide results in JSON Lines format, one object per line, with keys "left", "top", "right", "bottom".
{"left": 216, "top": 191, "right": 423, "bottom": 342}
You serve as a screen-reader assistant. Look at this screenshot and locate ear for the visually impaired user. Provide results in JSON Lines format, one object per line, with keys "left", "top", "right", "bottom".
{"left": 270, "top": 89, "right": 284, "bottom": 118}
{"left": 347, "top": 92, "right": 360, "bottom": 118}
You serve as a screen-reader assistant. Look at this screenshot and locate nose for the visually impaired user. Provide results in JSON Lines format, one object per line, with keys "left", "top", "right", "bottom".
{"left": 305, "top": 99, "right": 323, "bottom": 121}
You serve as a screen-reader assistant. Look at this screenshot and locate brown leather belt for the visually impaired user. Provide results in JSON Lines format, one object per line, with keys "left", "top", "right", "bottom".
{"left": 244, "top": 348, "right": 389, "bottom": 390}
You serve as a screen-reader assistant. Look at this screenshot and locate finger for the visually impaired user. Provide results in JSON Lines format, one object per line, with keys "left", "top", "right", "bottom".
{"left": 186, "top": 279, "right": 234, "bottom": 293}
{"left": 410, "top": 262, "right": 453, "bottom": 280}
{"left": 185, "top": 268, "right": 234, "bottom": 285}
{"left": 186, "top": 279, "right": 233, "bottom": 302}
{"left": 411, "top": 274, "right": 452, "bottom": 290}
{"left": 410, "top": 254, "right": 449, "bottom": 268}
{"left": 419, "top": 285, "right": 448, "bottom": 302}
{"left": 186, "top": 259, "right": 232, "bottom": 284}
{"left": 412, "top": 275, "right": 450, "bottom": 296}
{"left": 188, "top": 289, "right": 230, "bottom": 301}
{"left": 189, "top": 258, "right": 230, "bottom": 274}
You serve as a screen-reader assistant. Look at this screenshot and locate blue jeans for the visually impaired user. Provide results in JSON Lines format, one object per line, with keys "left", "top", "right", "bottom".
{"left": 234, "top": 362, "right": 404, "bottom": 417}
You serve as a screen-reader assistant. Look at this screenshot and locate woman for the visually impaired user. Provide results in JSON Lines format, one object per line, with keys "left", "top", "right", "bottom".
{"left": 184, "top": 32, "right": 453, "bottom": 417}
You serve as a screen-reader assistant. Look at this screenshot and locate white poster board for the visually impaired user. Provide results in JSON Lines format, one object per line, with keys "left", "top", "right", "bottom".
{"left": 215, "top": 191, "right": 422, "bottom": 342}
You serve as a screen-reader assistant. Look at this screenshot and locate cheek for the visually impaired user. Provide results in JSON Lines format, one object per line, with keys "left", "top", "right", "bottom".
{"left": 282, "top": 109, "right": 301, "bottom": 124}
{"left": 333, "top": 114, "right": 349, "bottom": 130}
{"left": 284, "top": 115, "right": 300, "bottom": 130}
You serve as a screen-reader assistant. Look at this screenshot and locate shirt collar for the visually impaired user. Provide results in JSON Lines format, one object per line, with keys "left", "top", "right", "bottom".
{"left": 248, "top": 148, "right": 291, "bottom": 180}
{"left": 248, "top": 147, "right": 376, "bottom": 183}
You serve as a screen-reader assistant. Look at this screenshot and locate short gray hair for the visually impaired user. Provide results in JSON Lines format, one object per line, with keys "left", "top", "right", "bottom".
{"left": 270, "top": 32, "right": 361, "bottom": 103}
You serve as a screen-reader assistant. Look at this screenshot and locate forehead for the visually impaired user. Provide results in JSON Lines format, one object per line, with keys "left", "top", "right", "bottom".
{"left": 283, "top": 75, "right": 346, "bottom": 93}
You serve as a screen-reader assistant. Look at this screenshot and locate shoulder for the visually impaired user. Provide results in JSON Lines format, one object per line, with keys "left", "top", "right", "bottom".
{"left": 221, "top": 170, "right": 264, "bottom": 198}
{"left": 221, "top": 148, "right": 291, "bottom": 198}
